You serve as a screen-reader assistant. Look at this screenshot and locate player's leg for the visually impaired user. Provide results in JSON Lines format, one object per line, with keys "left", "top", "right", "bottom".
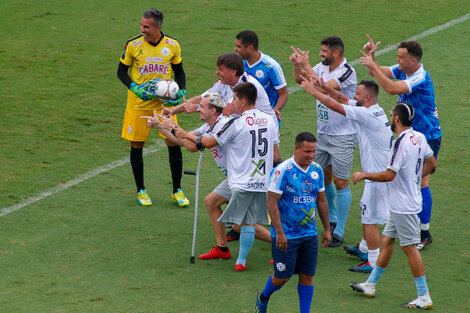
{"left": 417, "top": 137, "right": 441, "bottom": 250}
{"left": 328, "top": 134, "right": 356, "bottom": 246}
{"left": 401, "top": 244, "right": 432, "bottom": 308}
{"left": 156, "top": 110, "right": 188, "bottom": 207}
{"left": 122, "top": 107, "right": 152, "bottom": 205}
{"left": 363, "top": 224, "right": 380, "bottom": 267}
{"left": 296, "top": 236, "right": 318, "bottom": 313}
{"left": 231, "top": 224, "right": 271, "bottom": 243}
{"left": 256, "top": 237, "right": 297, "bottom": 312}
{"left": 314, "top": 138, "right": 337, "bottom": 232}
{"left": 198, "top": 182, "right": 231, "bottom": 260}
{"left": 236, "top": 224, "right": 256, "bottom": 270}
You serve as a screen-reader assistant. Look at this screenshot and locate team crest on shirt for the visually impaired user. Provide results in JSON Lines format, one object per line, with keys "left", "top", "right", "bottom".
{"left": 302, "top": 180, "right": 313, "bottom": 193}
{"left": 311, "top": 171, "right": 319, "bottom": 180}
{"left": 161, "top": 47, "right": 170, "bottom": 56}
{"left": 293, "top": 173, "right": 297, "bottom": 179}
{"left": 286, "top": 165, "right": 292, "bottom": 171}
{"left": 255, "top": 70, "right": 264, "bottom": 79}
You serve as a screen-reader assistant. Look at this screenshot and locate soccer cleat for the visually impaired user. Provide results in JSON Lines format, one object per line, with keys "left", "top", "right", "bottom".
{"left": 328, "top": 234, "right": 343, "bottom": 247}
{"left": 226, "top": 229, "right": 240, "bottom": 242}
{"left": 137, "top": 189, "right": 152, "bottom": 206}
{"left": 350, "top": 282, "right": 376, "bottom": 298}
{"left": 349, "top": 261, "right": 373, "bottom": 273}
{"left": 255, "top": 291, "right": 268, "bottom": 313}
{"left": 417, "top": 234, "right": 433, "bottom": 251}
{"left": 235, "top": 263, "right": 247, "bottom": 272}
{"left": 344, "top": 244, "right": 368, "bottom": 261}
{"left": 402, "top": 291, "right": 433, "bottom": 310}
{"left": 171, "top": 188, "right": 189, "bottom": 207}
{"left": 198, "top": 246, "right": 231, "bottom": 260}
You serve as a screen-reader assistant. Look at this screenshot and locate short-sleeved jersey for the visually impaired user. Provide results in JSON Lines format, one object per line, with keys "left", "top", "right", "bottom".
{"left": 312, "top": 59, "right": 357, "bottom": 135}
{"left": 194, "top": 114, "right": 230, "bottom": 176}
{"left": 120, "top": 33, "right": 182, "bottom": 110}
{"left": 214, "top": 109, "right": 277, "bottom": 192}
{"left": 268, "top": 157, "right": 325, "bottom": 239}
{"left": 386, "top": 128, "right": 433, "bottom": 214}
{"left": 343, "top": 101, "right": 392, "bottom": 177}
{"left": 390, "top": 64, "right": 442, "bottom": 140}
{"left": 243, "top": 51, "right": 287, "bottom": 109}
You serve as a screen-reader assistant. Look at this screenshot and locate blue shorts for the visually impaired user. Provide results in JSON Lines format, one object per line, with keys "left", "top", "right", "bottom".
{"left": 427, "top": 137, "right": 441, "bottom": 159}
{"left": 271, "top": 235, "right": 318, "bottom": 279}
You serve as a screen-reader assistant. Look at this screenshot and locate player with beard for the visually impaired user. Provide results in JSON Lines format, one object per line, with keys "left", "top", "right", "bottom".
{"left": 291, "top": 36, "right": 357, "bottom": 247}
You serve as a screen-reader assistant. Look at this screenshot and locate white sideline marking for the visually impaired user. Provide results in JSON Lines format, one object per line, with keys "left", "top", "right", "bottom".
{"left": 2, "top": 12, "right": 470, "bottom": 216}
{"left": 0, "top": 142, "right": 165, "bottom": 217}
{"left": 287, "top": 12, "right": 470, "bottom": 94}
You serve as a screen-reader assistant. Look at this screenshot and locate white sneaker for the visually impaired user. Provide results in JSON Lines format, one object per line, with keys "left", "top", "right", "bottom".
{"left": 350, "top": 282, "right": 376, "bottom": 298}
{"left": 402, "top": 291, "right": 433, "bottom": 310}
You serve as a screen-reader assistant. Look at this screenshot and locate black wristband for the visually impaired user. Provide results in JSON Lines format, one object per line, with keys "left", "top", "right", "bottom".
{"left": 195, "top": 136, "right": 203, "bottom": 150}
{"left": 171, "top": 128, "right": 177, "bottom": 136}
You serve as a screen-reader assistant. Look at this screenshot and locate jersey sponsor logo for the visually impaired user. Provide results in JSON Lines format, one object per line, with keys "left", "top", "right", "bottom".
{"left": 286, "top": 164, "right": 292, "bottom": 171}
{"left": 246, "top": 116, "right": 268, "bottom": 126}
{"left": 127, "top": 125, "right": 133, "bottom": 134}
{"left": 433, "top": 108, "right": 439, "bottom": 120}
{"left": 255, "top": 70, "right": 264, "bottom": 79}
{"left": 311, "top": 171, "right": 319, "bottom": 180}
{"left": 300, "top": 207, "right": 316, "bottom": 225}
{"left": 165, "top": 38, "right": 176, "bottom": 45}
{"left": 274, "top": 170, "right": 281, "bottom": 176}
{"left": 145, "top": 57, "right": 164, "bottom": 62}
{"left": 293, "top": 195, "right": 316, "bottom": 204}
{"left": 246, "top": 182, "right": 265, "bottom": 189}
{"left": 161, "top": 47, "right": 170, "bottom": 56}
{"left": 276, "top": 262, "right": 286, "bottom": 271}
{"left": 409, "top": 135, "right": 423, "bottom": 146}
{"left": 293, "top": 173, "right": 297, "bottom": 179}
{"left": 139, "top": 63, "right": 170, "bottom": 75}
{"left": 211, "top": 148, "right": 223, "bottom": 159}
{"left": 250, "top": 159, "right": 266, "bottom": 177}
{"left": 132, "top": 40, "right": 143, "bottom": 46}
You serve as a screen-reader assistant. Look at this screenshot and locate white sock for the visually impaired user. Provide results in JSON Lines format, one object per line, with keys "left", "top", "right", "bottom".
{"left": 420, "top": 223, "right": 430, "bottom": 231}
{"left": 368, "top": 248, "right": 380, "bottom": 268}
{"left": 359, "top": 238, "right": 368, "bottom": 253}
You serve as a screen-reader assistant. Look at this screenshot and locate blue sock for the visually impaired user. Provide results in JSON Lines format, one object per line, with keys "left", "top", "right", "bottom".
{"left": 366, "top": 265, "right": 385, "bottom": 283}
{"left": 325, "top": 183, "right": 337, "bottom": 223}
{"left": 236, "top": 226, "right": 255, "bottom": 266}
{"left": 261, "top": 275, "right": 282, "bottom": 300}
{"left": 333, "top": 187, "right": 351, "bottom": 238}
{"left": 415, "top": 276, "right": 429, "bottom": 297}
{"left": 418, "top": 187, "right": 432, "bottom": 224}
{"left": 297, "top": 284, "right": 314, "bottom": 313}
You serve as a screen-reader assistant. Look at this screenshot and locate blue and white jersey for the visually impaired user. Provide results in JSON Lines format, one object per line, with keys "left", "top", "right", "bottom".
{"left": 268, "top": 157, "right": 325, "bottom": 239}
{"left": 243, "top": 51, "right": 287, "bottom": 110}
{"left": 390, "top": 64, "right": 442, "bottom": 140}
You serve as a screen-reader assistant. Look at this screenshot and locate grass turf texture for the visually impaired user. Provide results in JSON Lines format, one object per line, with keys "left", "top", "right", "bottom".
{"left": 1, "top": 0, "right": 470, "bottom": 312}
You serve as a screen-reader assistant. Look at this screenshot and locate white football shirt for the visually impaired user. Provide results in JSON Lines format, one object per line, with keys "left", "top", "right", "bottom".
{"left": 214, "top": 109, "right": 278, "bottom": 192}
{"left": 194, "top": 114, "right": 230, "bottom": 176}
{"left": 386, "top": 128, "right": 433, "bottom": 214}
{"left": 312, "top": 58, "right": 357, "bottom": 135}
{"left": 343, "top": 100, "right": 393, "bottom": 175}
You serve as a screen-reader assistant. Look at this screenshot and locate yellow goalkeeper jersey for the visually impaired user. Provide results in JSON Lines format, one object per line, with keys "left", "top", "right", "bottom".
{"left": 120, "top": 32, "right": 182, "bottom": 110}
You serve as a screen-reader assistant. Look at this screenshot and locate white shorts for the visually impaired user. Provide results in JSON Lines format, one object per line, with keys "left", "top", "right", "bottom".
{"left": 382, "top": 212, "right": 420, "bottom": 247}
{"left": 360, "top": 182, "right": 390, "bottom": 225}
{"left": 314, "top": 133, "right": 356, "bottom": 180}
{"left": 217, "top": 188, "right": 269, "bottom": 226}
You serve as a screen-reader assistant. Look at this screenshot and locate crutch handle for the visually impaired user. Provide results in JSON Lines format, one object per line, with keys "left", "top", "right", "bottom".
{"left": 184, "top": 170, "right": 197, "bottom": 175}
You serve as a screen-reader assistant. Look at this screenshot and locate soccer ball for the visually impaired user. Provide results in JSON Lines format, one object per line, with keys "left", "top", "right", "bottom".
{"left": 154, "top": 79, "right": 180, "bottom": 100}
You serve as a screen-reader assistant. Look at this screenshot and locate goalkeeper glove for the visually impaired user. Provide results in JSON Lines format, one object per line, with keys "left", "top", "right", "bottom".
{"left": 130, "top": 82, "right": 155, "bottom": 101}
{"left": 165, "top": 89, "right": 186, "bottom": 106}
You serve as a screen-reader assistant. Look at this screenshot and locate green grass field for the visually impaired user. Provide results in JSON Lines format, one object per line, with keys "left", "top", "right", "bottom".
{"left": 1, "top": 1, "right": 470, "bottom": 312}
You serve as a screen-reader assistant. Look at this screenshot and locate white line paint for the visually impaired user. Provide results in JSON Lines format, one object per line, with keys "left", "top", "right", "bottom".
{"left": 2, "top": 12, "right": 470, "bottom": 216}
{"left": 0, "top": 141, "right": 165, "bottom": 216}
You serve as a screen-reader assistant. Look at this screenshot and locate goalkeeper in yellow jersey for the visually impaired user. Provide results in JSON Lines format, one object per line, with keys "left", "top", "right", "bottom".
{"left": 117, "top": 8, "right": 188, "bottom": 207}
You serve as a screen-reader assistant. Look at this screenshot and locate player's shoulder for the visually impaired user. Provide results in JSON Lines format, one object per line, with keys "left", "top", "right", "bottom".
{"left": 161, "top": 33, "right": 181, "bottom": 46}
{"left": 259, "top": 52, "right": 282, "bottom": 68}
{"left": 124, "top": 34, "right": 144, "bottom": 48}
